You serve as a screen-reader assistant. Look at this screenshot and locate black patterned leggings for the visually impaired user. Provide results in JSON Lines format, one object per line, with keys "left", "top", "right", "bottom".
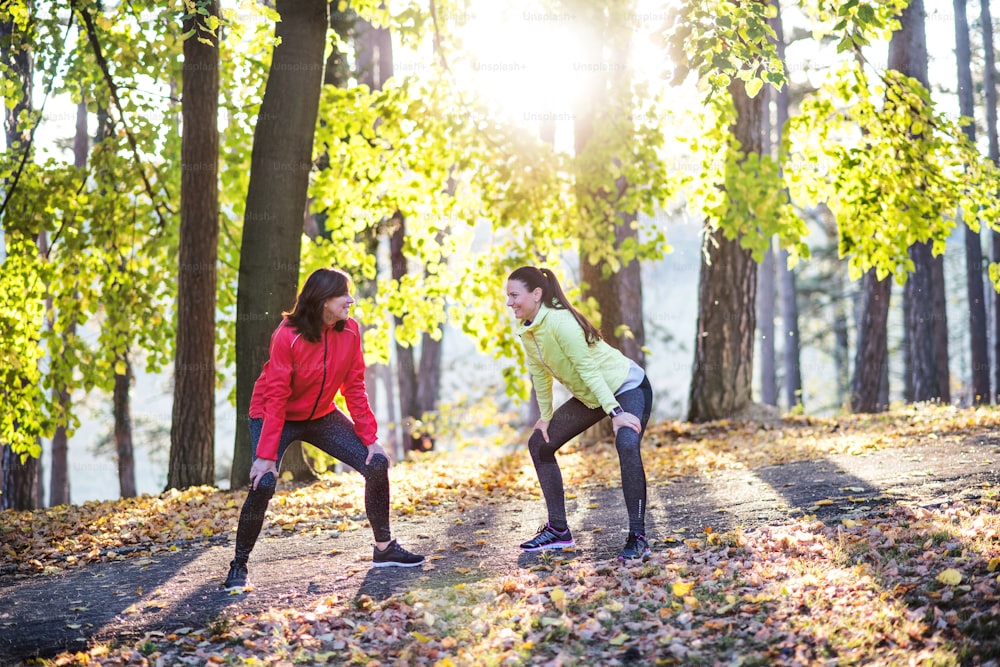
{"left": 233, "top": 410, "right": 391, "bottom": 563}
{"left": 528, "top": 376, "right": 653, "bottom": 536}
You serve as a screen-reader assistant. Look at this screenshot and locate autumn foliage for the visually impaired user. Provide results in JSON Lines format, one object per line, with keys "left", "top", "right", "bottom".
{"left": 4, "top": 405, "right": 1000, "bottom": 665}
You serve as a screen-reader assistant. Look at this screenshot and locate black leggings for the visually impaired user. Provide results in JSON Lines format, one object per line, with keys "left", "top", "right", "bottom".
{"left": 528, "top": 376, "right": 653, "bottom": 535}
{"left": 233, "top": 410, "right": 391, "bottom": 563}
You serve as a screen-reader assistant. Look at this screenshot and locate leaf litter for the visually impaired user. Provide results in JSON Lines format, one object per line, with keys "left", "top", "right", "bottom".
{"left": 4, "top": 404, "right": 1000, "bottom": 665}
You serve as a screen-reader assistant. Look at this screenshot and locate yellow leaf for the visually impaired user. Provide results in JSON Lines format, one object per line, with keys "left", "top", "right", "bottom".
{"left": 550, "top": 587, "right": 566, "bottom": 612}
{"left": 412, "top": 631, "right": 431, "bottom": 643}
{"left": 672, "top": 580, "right": 694, "bottom": 597}
{"left": 609, "top": 632, "right": 629, "bottom": 645}
{"left": 136, "top": 586, "right": 142, "bottom": 596}
{"left": 988, "top": 557, "right": 1000, "bottom": 573}
{"left": 842, "top": 519, "right": 858, "bottom": 528}
{"left": 936, "top": 569, "right": 963, "bottom": 586}
{"left": 815, "top": 499, "right": 834, "bottom": 506}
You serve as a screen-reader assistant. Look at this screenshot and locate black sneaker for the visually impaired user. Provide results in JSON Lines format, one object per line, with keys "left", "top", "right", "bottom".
{"left": 222, "top": 559, "right": 250, "bottom": 591}
{"left": 618, "top": 533, "right": 650, "bottom": 561}
{"left": 520, "top": 524, "right": 575, "bottom": 552}
{"left": 372, "top": 539, "right": 426, "bottom": 568}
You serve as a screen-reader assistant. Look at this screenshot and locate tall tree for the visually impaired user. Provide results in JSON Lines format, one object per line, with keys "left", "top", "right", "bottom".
{"left": 982, "top": 0, "right": 1000, "bottom": 402}
{"left": 232, "top": 0, "right": 328, "bottom": 488}
{"left": 851, "top": 272, "right": 892, "bottom": 412}
{"left": 771, "top": 0, "right": 802, "bottom": 411}
{"left": 1, "top": 8, "right": 41, "bottom": 510}
{"left": 572, "top": 3, "right": 647, "bottom": 366}
{"left": 168, "top": 2, "right": 221, "bottom": 490}
{"left": 758, "top": 85, "right": 777, "bottom": 407}
{"left": 45, "top": 97, "right": 88, "bottom": 506}
{"left": 688, "top": 77, "right": 764, "bottom": 421}
{"left": 891, "top": 0, "right": 948, "bottom": 403}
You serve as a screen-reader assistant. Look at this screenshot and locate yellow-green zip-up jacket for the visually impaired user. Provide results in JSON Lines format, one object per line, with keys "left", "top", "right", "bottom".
{"left": 516, "top": 304, "right": 631, "bottom": 421}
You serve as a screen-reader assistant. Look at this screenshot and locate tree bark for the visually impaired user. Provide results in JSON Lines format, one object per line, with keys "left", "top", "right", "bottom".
{"left": 889, "top": 0, "right": 948, "bottom": 404}
{"left": 982, "top": 0, "right": 1000, "bottom": 402}
{"left": 169, "top": 2, "right": 221, "bottom": 490}
{"left": 2, "top": 8, "right": 41, "bottom": 510}
{"left": 771, "top": 0, "right": 803, "bottom": 410}
{"left": 759, "top": 241, "right": 778, "bottom": 407}
{"left": 953, "top": 0, "right": 989, "bottom": 404}
{"left": 851, "top": 270, "right": 892, "bottom": 412}
{"left": 687, "top": 78, "right": 763, "bottom": 422}
{"left": 48, "top": 99, "right": 89, "bottom": 506}
{"left": 114, "top": 356, "right": 136, "bottom": 498}
{"left": 232, "top": 0, "right": 328, "bottom": 489}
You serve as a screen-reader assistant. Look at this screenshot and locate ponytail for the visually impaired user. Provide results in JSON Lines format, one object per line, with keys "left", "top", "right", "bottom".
{"left": 508, "top": 266, "right": 602, "bottom": 345}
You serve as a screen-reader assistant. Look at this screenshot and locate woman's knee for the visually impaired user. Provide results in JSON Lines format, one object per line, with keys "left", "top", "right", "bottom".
{"left": 528, "top": 431, "right": 557, "bottom": 463}
{"left": 366, "top": 453, "right": 389, "bottom": 477}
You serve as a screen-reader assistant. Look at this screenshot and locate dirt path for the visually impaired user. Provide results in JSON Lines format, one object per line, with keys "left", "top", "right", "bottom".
{"left": 1, "top": 436, "right": 997, "bottom": 665}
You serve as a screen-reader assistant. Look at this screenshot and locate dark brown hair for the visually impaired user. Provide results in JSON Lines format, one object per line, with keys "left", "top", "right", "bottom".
{"left": 284, "top": 268, "right": 351, "bottom": 342}
{"left": 508, "top": 266, "right": 602, "bottom": 346}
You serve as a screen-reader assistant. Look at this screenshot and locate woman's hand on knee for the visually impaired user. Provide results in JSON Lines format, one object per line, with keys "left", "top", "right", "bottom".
{"left": 366, "top": 441, "right": 392, "bottom": 468}
{"left": 533, "top": 419, "right": 550, "bottom": 443}
{"left": 611, "top": 412, "right": 641, "bottom": 435}
{"left": 249, "top": 457, "right": 279, "bottom": 490}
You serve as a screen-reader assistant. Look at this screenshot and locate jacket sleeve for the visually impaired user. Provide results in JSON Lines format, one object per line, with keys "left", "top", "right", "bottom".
{"left": 341, "top": 322, "right": 378, "bottom": 445}
{"left": 255, "top": 327, "right": 295, "bottom": 461}
{"left": 552, "top": 316, "right": 619, "bottom": 414}
{"left": 525, "top": 345, "right": 555, "bottom": 422}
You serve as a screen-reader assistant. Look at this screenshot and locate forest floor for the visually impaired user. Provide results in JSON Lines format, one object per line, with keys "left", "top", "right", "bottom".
{"left": 1, "top": 405, "right": 1000, "bottom": 666}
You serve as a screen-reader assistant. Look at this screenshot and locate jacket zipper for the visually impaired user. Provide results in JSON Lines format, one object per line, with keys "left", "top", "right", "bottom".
{"left": 307, "top": 328, "right": 328, "bottom": 420}
{"left": 530, "top": 334, "right": 558, "bottom": 378}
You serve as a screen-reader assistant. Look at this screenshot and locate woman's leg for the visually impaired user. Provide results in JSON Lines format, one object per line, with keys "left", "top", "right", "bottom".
{"left": 528, "top": 398, "right": 605, "bottom": 531}
{"left": 233, "top": 418, "right": 307, "bottom": 564}
{"left": 301, "top": 411, "right": 391, "bottom": 543}
{"left": 614, "top": 376, "right": 653, "bottom": 535}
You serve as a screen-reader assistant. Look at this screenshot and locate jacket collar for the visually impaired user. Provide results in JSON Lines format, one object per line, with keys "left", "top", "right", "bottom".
{"left": 517, "top": 303, "right": 553, "bottom": 336}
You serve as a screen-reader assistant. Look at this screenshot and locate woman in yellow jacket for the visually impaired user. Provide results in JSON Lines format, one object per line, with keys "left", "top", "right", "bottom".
{"left": 506, "top": 266, "right": 653, "bottom": 560}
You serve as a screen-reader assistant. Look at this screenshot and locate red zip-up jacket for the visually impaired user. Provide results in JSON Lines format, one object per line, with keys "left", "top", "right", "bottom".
{"left": 248, "top": 318, "right": 377, "bottom": 461}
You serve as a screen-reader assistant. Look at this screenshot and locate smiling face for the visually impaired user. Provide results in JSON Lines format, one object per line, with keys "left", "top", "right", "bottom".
{"left": 506, "top": 279, "right": 542, "bottom": 322}
{"left": 323, "top": 292, "right": 355, "bottom": 325}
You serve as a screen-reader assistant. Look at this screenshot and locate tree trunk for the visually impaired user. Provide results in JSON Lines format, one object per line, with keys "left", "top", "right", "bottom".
{"left": 114, "top": 356, "right": 136, "bottom": 498}
{"left": 169, "top": 2, "right": 221, "bottom": 490}
{"left": 889, "top": 0, "right": 947, "bottom": 404}
{"left": 687, "top": 79, "right": 763, "bottom": 422}
{"left": 759, "top": 240, "right": 777, "bottom": 406}
{"left": 390, "top": 215, "right": 417, "bottom": 422}
{"left": 48, "top": 99, "right": 89, "bottom": 506}
{"left": 2, "top": 443, "right": 39, "bottom": 511}
{"left": 2, "top": 9, "right": 40, "bottom": 510}
{"left": 771, "top": 0, "right": 803, "bottom": 410}
{"left": 905, "top": 242, "right": 940, "bottom": 400}
{"left": 954, "top": 0, "right": 989, "bottom": 404}
{"left": 233, "top": 0, "right": 328, "bottom": 489}
{"left": 954, "top": 0, "right": 990, "bottom": 405}
{"left": 982, "top": 0, "right": 1000, "bottom": 402}
{"left": 851, "top": 270, "right": 892, "bottom": 412}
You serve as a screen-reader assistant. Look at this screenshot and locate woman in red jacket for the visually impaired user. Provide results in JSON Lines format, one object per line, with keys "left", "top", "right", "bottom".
{"left": 223, "top": 268, "right": 424, "bottom": 591}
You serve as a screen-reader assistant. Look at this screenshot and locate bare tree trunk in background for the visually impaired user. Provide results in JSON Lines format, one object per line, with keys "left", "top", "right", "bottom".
{"left": 771, "top": 0, "right": 803, "bottom": 410}
{"left": 687, "top": 77, "right": 763, "bottom": 421}
{"left": 757, "top": 85, "right": 777, "bottom": 406}
{"left": 233, "top": 0, "right": 328, "bottom": 489}
{"left": 953, "top": 0, "right": 989, "bottom": 404}
{"left": 169, "top": 2, "right": 220, "bottom": 490}
{"left": 890, "top": 0, "right": 948, "bottom": 404}
{"left": 47, "top": 99, "right": 89, "bottom": 506}
{"left": 851, "top": 270, "right": 891, "bottom": 412}
{"left": 982, "top": 0, "right": 1000, "bottom": 402}
{"left": 114, "top": 357, "right": 136, "bottom": 497}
